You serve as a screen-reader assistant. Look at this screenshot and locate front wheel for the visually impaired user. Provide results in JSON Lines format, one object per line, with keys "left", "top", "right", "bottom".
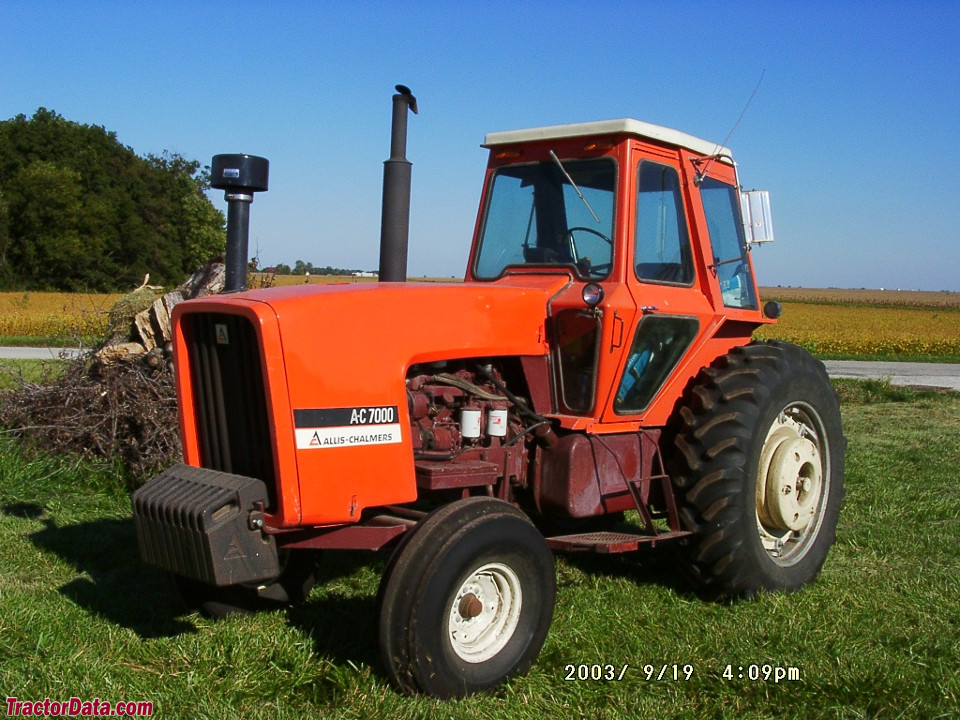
{"left": 669, "top": 341, "right": 845, "bottom": 598}
{"left": 378, "top": 497, "right": 556, "bottom": 698}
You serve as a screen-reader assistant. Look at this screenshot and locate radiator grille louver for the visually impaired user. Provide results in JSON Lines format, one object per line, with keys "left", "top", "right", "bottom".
{"left": 183, "top": 313, "right": 276, "bottom": 509}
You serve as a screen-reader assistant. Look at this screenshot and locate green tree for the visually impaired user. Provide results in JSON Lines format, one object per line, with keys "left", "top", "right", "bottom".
{"left": 145, "top": 152, "right": 225, "bottom": 275}
{"left": 0, "top": 189, "right": 10, "bottom": 281}
{"left": 0, "top": 108, "right": 225, "bottom": 290}
{"left": 4, "top": 162, "right": 95, "bottom": 289}
{"left": 292, "top": 260, "right": 312, "bottom": 275}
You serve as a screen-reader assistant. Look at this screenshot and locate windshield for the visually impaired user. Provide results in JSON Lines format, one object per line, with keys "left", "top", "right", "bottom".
{"left": 473, "top": 157, "right": 615, "bottom": 279}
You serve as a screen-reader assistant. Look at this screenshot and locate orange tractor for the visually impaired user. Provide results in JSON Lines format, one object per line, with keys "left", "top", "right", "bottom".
{"left": 133, "top": 87, "right": 844, "bottom": 698}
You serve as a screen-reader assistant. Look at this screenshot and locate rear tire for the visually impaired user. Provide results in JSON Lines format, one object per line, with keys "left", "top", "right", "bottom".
{"left": 670, "top": 341, "right": 845, "bottom": 598}
{"left": 378, "top": 497, "right": 555, "bottom": 698}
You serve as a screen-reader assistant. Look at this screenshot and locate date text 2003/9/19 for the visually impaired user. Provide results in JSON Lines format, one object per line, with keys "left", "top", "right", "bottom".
{"left": 563, "top": 663, "right": 801, "bottom": 683}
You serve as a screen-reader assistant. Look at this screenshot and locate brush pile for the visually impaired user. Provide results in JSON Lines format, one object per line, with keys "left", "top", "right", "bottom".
{"left": 0, "top": 264, "right": 225, "bottom": 486}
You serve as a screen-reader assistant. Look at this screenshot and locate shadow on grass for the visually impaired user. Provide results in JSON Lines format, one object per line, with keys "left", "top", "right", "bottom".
{"left": 7, "top": 499, "right": 701, "bottom": 684}
{"left": 557, "top": 540, "right": 699, "bottom": 598}
{"left": 4, "top": 501, "right": 197, "bottom": 639}
{"left": 285, "top": 551, "right": 386, "bottom": 675}
{"left": 8, "top": 497, "right": 388, "bottom": 676}
{"left": 284, "top": 540, "right": 701, "bottom": 686}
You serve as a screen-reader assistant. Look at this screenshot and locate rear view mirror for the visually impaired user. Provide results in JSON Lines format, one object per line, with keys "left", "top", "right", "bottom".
{"left": 740, "top": 190, "right": 774, "bottom": 245}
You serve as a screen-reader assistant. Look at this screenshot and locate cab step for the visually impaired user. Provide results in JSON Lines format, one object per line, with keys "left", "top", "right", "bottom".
{"left": 546, "top": 529, "right": 692, "bottom": 554}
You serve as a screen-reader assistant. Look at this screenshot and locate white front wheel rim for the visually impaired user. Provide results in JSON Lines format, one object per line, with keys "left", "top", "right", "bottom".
{"left": 447, "top": 562, "right": 522, "bottom": 663}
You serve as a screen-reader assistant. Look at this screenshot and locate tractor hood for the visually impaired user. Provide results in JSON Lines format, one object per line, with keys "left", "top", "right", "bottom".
{"left": 170, "top": 277, "right": 565, "bottom": 526}
{"left": 256, "top": 279, "right": 558, "bottom": 389}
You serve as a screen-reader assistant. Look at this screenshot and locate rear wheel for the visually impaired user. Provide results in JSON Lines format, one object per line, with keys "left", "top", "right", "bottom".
{"left": 670, "top": 341, "right": 845, "bottom": 598}
{"left": 378, "top": 497, "right": 555, "bottom": 698}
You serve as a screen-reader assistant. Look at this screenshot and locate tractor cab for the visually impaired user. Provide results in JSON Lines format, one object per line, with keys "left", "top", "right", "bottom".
{"left": 468, "top": 119, "right": 776, "bottom": 427}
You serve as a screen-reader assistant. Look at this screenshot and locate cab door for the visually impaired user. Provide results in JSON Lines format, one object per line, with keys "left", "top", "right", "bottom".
{"left": 603, "top": 155, "right": 711, "bottom": 421}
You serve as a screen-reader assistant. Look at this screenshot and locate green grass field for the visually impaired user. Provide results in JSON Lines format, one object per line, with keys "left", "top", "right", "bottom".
{"left": 0, "top": 359, "right": 67, "bottom": 390}
{"left": 1, "top": 380, "right": 958, "bottom": 719}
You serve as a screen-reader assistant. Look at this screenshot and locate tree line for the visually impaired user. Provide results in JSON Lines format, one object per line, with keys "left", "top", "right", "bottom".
{"left": 266, "top": 261, "right": 370, "bottom": 276}
{"left": 0, "top": 108, "right": 225, "bottom": 291}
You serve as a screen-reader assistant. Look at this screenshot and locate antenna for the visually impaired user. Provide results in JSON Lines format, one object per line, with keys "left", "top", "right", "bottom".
{"left": 715, "top": 68, "right": 765, "bottom": 157}
{"left": 695, "top": 69, "right": 766, "bottom": 184}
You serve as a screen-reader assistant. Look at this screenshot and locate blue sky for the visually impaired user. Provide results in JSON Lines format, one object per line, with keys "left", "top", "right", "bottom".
{"left": 2, "top": 1, "right": 958, "bottom": 290}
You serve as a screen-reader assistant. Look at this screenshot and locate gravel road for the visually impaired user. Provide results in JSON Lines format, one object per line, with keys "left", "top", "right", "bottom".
{"left": 0, "top": 347, "right": 84, "bottom": 360}
{"left": 822, "top": 360, "right": 960, "bottom": 391}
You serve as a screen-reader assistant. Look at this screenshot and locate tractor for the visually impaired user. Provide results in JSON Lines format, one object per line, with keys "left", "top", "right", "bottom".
{"left": 132, "top": 86, "right": 844, "bottom": 698}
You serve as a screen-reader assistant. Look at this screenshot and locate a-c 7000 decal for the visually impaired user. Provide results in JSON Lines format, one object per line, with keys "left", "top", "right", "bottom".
{"left": 293, "top": 406, "right": 402, "bottom": 449}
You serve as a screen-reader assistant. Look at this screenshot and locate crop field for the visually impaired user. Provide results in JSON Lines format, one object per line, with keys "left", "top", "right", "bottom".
{"left": 758, "top": 287, "right": 960, "bottom": 308}
{"left": 248, "top": 273, "right": 454, "bottom": 288}
{"left": 3, "top": 286, "right": 959, "bottom": 361}
{"left": 754, "top": 288, "right": 960, "bottom": 359}
{"left": 753, "top": 302, "right": 960, "bottom": 359}
{"left": 0, "top": 292, "right": 122, "bottom": 342}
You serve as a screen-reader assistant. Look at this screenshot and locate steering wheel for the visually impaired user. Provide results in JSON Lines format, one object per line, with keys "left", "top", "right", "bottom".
{"left": 583, "top": 262, "right": 612, "bottom": 277}
{"left": 564, "top": 226, "right": 612, "bottom": 265}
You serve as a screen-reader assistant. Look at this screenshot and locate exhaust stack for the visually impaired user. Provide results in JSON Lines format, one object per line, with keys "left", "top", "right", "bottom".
{"left": 210, "top": 154, "right": 269, "bottom": 292}
{"left": 378, "top": 85, "right": 418, "bottom": 282}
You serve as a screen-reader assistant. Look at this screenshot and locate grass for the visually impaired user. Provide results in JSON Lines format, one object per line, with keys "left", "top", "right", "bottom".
{"left": 1, "top": 380, "right": 959, "bottom": 718}
{"left": 0, "top": 335, "right": 93, "bottom": 348}
{"left": 0, "top": 359, "right": 67, "bottom": 390}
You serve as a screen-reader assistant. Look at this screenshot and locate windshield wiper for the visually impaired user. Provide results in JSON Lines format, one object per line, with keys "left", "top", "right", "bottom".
{"left": 549, "top": 150, "right": 601, "bottom": 224}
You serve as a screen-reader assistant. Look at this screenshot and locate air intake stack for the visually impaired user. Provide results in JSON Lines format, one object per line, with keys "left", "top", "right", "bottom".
{"left": 378, "top": 85, "right": 418, "bottom": 282}
{"left": 211, "top": 153, "right": 270, "bottom": 292}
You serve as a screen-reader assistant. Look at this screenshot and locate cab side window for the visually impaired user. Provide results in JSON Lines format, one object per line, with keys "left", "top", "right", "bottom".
{"left": 699, "top": 177, "right": 758, "bottom": 309}
{"left": 614, "top": 316, "right": 699, "bottom": 414}
{"left": 553, "top": 308, "right": 601, "bottom": 414}
{"left": 635, "top": 162, "right": 694, "bottom": 285}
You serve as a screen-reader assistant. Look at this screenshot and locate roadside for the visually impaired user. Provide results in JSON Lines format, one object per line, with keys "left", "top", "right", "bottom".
{"left": 0, "top": 347, "right": 83, "bottom": 360}
{"left": 823, "top": 360, "right": 960, "bottom": 391}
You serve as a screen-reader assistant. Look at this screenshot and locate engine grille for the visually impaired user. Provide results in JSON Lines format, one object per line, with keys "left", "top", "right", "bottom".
{"left": 183, "top": 312, "right": 276, "bottom": 509}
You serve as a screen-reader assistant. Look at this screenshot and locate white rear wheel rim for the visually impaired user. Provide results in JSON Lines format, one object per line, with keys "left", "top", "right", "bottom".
{"left": 756, "top": 402, "right": 831, "bottom": 566}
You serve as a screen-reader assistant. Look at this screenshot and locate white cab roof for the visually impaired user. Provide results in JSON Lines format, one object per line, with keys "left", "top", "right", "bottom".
{"left": 483, "top": 118, "right": 730, "bottom": 158}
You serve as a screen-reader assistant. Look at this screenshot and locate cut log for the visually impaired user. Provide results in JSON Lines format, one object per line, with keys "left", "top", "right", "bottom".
{"left": 101, "top": 263, "right": 226, "bottom": 364}
{"left": 96, "top": 342, "right": 147, "bottom": 365}
{"left": 134, "top": 310, "right": 157, "bottom": 351}
{"left": 181, "top": 263, "right": 225, "bottom": 298}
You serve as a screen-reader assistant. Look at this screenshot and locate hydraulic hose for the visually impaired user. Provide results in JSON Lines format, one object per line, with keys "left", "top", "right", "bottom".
{"left": 474, "top": 364, "right": 548, "bottom": 424}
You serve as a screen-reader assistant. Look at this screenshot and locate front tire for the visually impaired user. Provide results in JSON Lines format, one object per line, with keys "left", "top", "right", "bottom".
{"left": 670, "top": 341, "right": 845, "bottom": 598}
{"left": 378, "top": 497, "right": 556, "bottom": 698}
